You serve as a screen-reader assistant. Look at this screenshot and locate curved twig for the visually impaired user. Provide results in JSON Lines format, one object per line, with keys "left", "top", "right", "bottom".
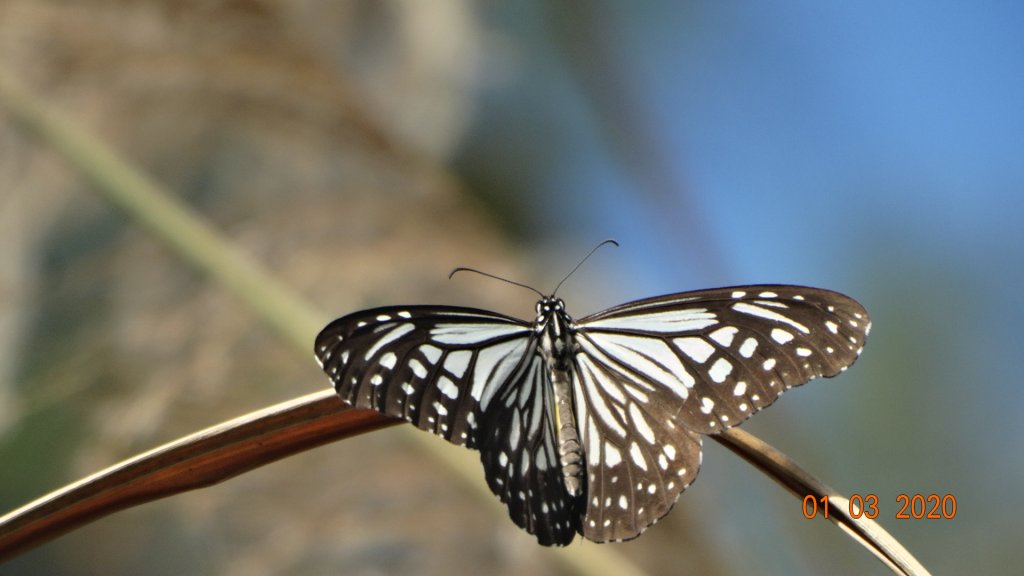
{"left": 0, "top": 391, "right": 394, "bottom": 561}
{"left": 713, "top": 428, "right": 932, "bottom": 576}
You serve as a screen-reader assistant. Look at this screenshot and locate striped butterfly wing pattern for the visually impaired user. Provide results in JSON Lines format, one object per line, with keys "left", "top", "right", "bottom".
{"left": 314, "top": 285, "right": 870, "bottom": 545}
{"left": 314, "top": 306, "right": 579, "bottom": 544}
{"left": 571, "top": 285, "right": 868, "bottom": 542}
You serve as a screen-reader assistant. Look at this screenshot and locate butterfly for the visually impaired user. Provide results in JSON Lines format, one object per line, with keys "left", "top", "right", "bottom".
{"left": 313, "top": 248, "right": 870, "bottom": 546}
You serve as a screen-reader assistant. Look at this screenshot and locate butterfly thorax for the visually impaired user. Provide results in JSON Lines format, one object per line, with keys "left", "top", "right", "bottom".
{"left": 536, "top": 296, "right": 584, "bottom": 497}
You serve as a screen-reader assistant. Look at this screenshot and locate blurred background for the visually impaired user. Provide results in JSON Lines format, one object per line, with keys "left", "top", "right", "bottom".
{"left": 2, "top": 1, "right": 1021, "bottom": 574}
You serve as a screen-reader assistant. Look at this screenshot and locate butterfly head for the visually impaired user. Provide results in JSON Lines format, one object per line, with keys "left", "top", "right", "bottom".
{"left": 535, "top": 295, "right": 568, "bottom": 324}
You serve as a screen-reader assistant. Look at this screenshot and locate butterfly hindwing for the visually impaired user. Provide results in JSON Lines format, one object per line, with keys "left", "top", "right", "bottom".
{"left": 477, "top": 343, "right": 579, "bottom": 546}
{"left": 573, "top": 349, "right": 703, "bottom": 542}
{"left": 314, "top": 306, "right": 532, "bottom": 448}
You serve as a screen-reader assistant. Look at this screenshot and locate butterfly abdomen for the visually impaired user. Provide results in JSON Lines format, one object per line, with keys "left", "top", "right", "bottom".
{"left": 552, "top": 367, "right": 584, "bottom": 496}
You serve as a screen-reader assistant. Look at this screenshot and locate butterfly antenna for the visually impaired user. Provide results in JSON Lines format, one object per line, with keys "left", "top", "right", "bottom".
{"left": 552, "top": 238, "right": 619, "bottom": 295}
{"left": 448, "top": 267, "right": 545, "bottom": 298}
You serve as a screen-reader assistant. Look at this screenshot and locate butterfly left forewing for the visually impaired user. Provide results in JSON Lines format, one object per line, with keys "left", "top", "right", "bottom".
{"left": 314, "top": 305, "right": 532, "bottom": 447}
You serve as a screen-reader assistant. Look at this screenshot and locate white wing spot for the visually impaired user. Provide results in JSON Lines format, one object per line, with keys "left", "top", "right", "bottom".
{"left": 663, "top": 444, "right": 676, "bottom": 460}
{"left": 420, "top": 344, "right": 443, "bottom": 364}
{"left": 370, "top": 374, "right": 383, "bottom": 386}
{"left": 629, "top": 442, "right": 647, "bottom": 471}
{"left": 605, "top": 443, "right": 622, "bottom": 467}
{"left": 796, "top": 347, "right": 812, "bottom": 357}
{"left": 365, "top": 323, "right": 415, "bottom": 360}
{"left": 751, "top": 394, "right": 761, "bottom": 401}
{"left": 763, "top": 358, "right": 777, "bottom": 371}
{"left": 629, "top": 403, "right": 656, "bottom": 444}
{"left": 731, "top": 290, "right": 746, "bottom": 298}
{"left": 430, "top": 323, "right": 529, "bottom": 345}
{"left": 432, "top": 401, "right": 448, "bottom": 416}
{"left": 658, "top": 454, "right": 669, "bottom": 470}
{"left": 619, "top": 495, "right": 629, "bottom": 509}
{"left": 443, "top": 350, "right": 472, "bottom": 378}
{"left": 739, "top": 403, "right": 749, "bottom": 411}
{"left": 738, "top": 337, "right": 758, "bottom": 358}
{"left": 380, "top": 352, "right": 397, "bottom": 370}
{"left": 401, "top": 382, "right": 415, "bottom": 395}
{"left": 733, "top": 381, "right": 747, "bottom": 396}
{"left": 647, "top": 484, "right": 657, "bottom": 494}
{"left": 375, "top": 314, "right": 391, "bottom": 322}
{"left": 733, "top": 302, "right": 809, "bottom": 333}
{"left": 825, "top": 320, "right": 839, "bottom": 334}
{"left": 674, "top": 337, "right": 715, "bottom": 363}
{"left": 509, "top": 413, "right": 521, "bottom": 448}
{"left": 709, "top": 326, "right": 738, "bottom": 347}
{"left": 437, "top": 376, "right": 459, "bottom": 399}
{"left": 758, "top": 291, "right": 778, "bottom": 298}
{"left": 709, "top": 358, "right": 733, "bottom": 383}
{"left": 409, "top": 359, "right": 428, "bottom": 379}
{"left": 771, "top": 328, "right": 795, "bottom": 344}
{"left": 700, "top": 396, "right": 715, "bottom": 414}
{"left": 585, "top": 308, "right": 718, "bottom": 332}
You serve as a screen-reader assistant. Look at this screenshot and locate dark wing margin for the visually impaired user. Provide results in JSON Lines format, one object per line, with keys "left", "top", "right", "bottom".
{"left": 570, "top": 285, "right": 869, "bottom": 539}
{"left": 314, "top": 305, "right": 531, "bottom": 448}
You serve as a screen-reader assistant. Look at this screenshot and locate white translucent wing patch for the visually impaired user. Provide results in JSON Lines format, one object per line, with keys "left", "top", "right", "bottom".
{"left": 314, "top": 306, "right": 532, "bottom": 448}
